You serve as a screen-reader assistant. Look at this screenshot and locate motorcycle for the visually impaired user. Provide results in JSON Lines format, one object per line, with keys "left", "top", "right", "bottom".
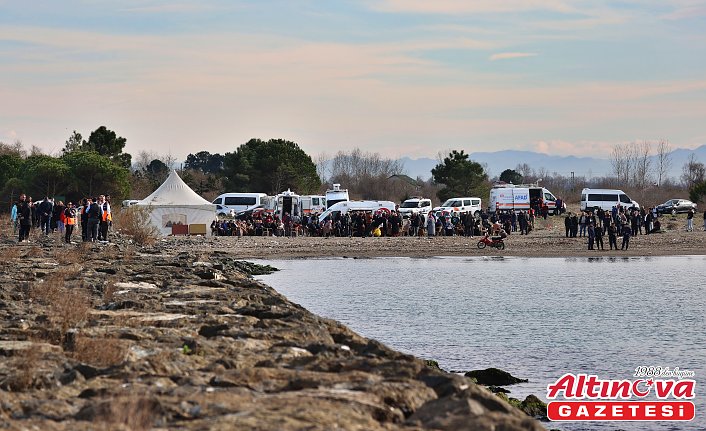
{"left": 477, "top": 234, "right": 505, "bottom": 250}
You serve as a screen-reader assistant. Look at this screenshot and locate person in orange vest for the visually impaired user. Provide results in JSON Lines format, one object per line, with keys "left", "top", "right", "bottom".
{"left": 97, "top": 194, "right": 112, "bottom": 242}
{"left": 63, "top": 202, "right": 78, "bottom": 243}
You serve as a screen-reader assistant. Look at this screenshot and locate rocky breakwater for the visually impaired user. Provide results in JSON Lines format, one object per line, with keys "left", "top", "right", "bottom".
{"left": 0, "top": 240, "right": 544, "bottom": 430}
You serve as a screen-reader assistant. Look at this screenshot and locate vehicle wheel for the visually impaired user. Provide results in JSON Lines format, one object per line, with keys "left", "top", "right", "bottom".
{"left": 671, "top": 209, "right": 677, "bottom": 216}
{"left": 477, "top": 241, "right": 486, "bottom": 249}
{"left": 498, "top": 242, "right": 505, "bottom": 250}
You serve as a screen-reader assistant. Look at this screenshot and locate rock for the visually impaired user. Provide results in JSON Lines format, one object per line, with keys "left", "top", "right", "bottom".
{"left": 496, "top": 393, "right": 548, "bottom": 419}
{"left": 407, "top": 388, "right": 544, "bottom": 431}
{"left": 464, "top": 368, "right": 529, "bottom": 386}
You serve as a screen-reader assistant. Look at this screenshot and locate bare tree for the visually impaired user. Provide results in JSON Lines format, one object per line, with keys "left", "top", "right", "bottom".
{"left": 30, "top": 145, "right": 44, "bottom": 156}
{"left": 655, "top": 139, "right": 672, "bottom": 186}
{"left": 632, "top": 141, "right": 652, "bottom": 189}
{"left": 328, "top": 148, "right": 405, "bottom": 200}
{"left": 610, "top": 144, "right": 628, "bottom": 184}
{"left": 681, "top": 153, "right": 705, "bottom": 189}
{"left": 515, "top": 163, "right": 534, "bottom": 182}
{"left": 0, "top": 140, "right": 26, "bottom": 157}
{"left": 314, "top": 152, "right": 329, "bottom": 185}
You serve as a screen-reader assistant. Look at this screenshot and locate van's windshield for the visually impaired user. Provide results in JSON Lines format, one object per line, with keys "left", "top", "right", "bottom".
{"left": 400, "top": 201, "right": 419, "bottom": 208}
{"left": 441, "top": 199, "right": 461, "bottom": 207}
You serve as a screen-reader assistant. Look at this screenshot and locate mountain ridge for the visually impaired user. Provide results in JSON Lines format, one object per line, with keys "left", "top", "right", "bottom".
{"left": 399, "top": 145, "right": 706, "bottom": 181}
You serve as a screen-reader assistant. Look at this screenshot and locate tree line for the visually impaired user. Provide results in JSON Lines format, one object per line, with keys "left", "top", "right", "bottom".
{"left": 3, "top": 127, "right": 704, "bottom": 212}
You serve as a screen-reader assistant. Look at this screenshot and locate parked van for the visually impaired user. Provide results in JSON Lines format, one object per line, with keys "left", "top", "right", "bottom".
{"left": 213, "top": 193, "right": 269, "bottom": 213}
{"left": 489, "top": 184, "right": 559, "bottom": 214}
{"left": 325, "top": 184, "right": 350, "bottom": 209}
{"left": 433, "top": 197, "right": 482, "bottom": 216}
{"left": 300, "top": 195, "right": 326, "bottom": 214}
{"left": 272, "top": 189, "right": 302, "bottom": 219}
{"left": 580, "top": 188, "right": 639, "bottom": 211}
{"left": 398, "top": 197, "right": 433, "bottom": 218}
{"left": 318, "top": 200, "right": 396, "bottom": 223}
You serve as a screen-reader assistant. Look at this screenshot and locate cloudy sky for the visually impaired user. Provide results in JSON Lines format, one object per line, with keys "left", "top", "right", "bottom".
{"left": 2, "top": 0, "right": 705, "bottom": 161}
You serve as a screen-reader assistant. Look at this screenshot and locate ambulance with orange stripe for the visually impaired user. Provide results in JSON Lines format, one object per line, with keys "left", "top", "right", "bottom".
{"left": 489, "top": 183, "right": 558, "bottom": 214}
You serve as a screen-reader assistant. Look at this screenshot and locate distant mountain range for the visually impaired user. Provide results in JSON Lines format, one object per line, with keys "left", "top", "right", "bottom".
{"left": 400, "top": 144, "right": 706, "bottom": 181}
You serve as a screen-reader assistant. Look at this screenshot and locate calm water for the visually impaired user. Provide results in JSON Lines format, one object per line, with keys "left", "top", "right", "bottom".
{"left": 254, "top": 256, "right": 705, "bottom": 431}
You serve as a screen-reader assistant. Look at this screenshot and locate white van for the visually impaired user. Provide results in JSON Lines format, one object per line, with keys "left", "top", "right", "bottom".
{"left": 581, "top": 188, "right": 640, "bottom": 211}
{"left": 213, "top": 193, "right": 269, "bottom": 213}
{"left": 433, "top": 197, "right": 482, "bottom": 216}
{"left": 325, "top": 184, "right": 350, "bottom": 209}
{"left": 318, "top": 200, "right": 396, "bottom": 223}
{"left": 398, "top": 197, "right": 433, "bottom": 218}
{"left": 489, "top": 184, "right": 559, "bottom": 214}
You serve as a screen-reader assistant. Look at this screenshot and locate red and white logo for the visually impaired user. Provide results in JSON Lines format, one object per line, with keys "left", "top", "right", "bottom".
{"left": 546, "top": 371, "right": 696, "bottom": 421}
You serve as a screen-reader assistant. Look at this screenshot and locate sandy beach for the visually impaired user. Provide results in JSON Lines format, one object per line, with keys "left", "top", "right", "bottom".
{"left": 204, "top": 217, "right": 706, "bottom": 259}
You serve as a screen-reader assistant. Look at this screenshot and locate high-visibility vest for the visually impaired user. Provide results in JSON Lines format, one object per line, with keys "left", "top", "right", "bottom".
{"left": 101, "top": 203, "right": 111, "bottom": 222}
{"left": 64, "top": 209, "right": 77, "bottom": 225}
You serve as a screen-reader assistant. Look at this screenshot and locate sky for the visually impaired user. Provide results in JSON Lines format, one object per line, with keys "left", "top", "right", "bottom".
{"left": 2, "top": 0, "right": 706, "bottom": 162}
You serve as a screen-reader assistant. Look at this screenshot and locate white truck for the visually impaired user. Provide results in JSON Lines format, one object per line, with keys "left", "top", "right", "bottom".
{"left": 325, "top": 184, "right": 350, "bottom": 209}
{"left": 489, "top": 184, "right": 558, "bottom": 214}
{"left": 398, "top": 197, "right": 433, "bottom": 218}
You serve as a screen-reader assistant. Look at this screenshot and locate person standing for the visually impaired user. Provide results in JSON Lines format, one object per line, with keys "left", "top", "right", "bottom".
{"left": 607, "top": 223, "right": 618, "bottom": 250}
{"left": 80, "top": 198, "right": 89, "bottom": 241}
{"left": 564, "top": 213, "right": 571, "bottom": 238}
{"left": 621, "top": 223, "right": 632, "bottom": 250}
{"left": 53, "top": 200, "right": 66, "bottom": 235}
{"left": 587, "top": 223, "right": 596, "bottom": 250}
{"left": 426, "top": 211, "right": 436, "bottom": 237}
{"left": 686, "top": 208, "right": 694, "bottom": 232}
{"left": 570, "top": 212, "right": 579, "bottom": 238}
{"left": 86, "top": 198, "right": 101, "bottom": 242}
{"left": 703, "top": 209, "right": 706, "bottom": 231}
{"left": 11, "top": 201, "right": 18, "bottom": 235}
{"left": 97, "top": 195, "right": 111, "bottom": 241}
{"left": 17, "top": 194, "right": 32, "bottom": 242}
{"left": 518, "top": 211, "right": 527, "bottom": 235}
{"left": 595, "top": 224, "right": 604, "bottom": 250}
{"left": 38, "top": 197, "right": 53, "bottom": 235}
{"left": 64, "top": 202, "right": 77, "bottom": 243}
{"left": 579, "top": 211, "right": 587, "bottom": 237}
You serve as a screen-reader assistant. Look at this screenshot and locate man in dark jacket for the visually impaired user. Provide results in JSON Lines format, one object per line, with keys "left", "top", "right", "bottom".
{"left": 38, "top": 197, "right": 53, "bottom": 235}
{"left": 86, "top": 198, "right": 101, "bottom": 242}
{"left": 594, "top": 224, "right": 604, "bottom": 250}
{"left": 621, "top": 223, "right": 632, "bottom": 250}
{"left": 17, "top": 194, "right": 32, "bottom": 242}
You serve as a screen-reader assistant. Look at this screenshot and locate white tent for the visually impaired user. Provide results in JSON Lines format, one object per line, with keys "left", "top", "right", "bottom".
{"left": 135, "top": 170, "right": 216, "bottom": 236}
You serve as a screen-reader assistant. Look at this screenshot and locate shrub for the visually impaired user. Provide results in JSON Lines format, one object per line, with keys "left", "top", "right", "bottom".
{"left": 71, "top": 336, "right": 128, "bottom": 367}
{"left": 114, "top": 206, "right": 159, "bottom": 246}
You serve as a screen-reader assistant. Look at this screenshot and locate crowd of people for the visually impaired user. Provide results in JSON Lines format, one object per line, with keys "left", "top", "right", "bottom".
{"left": 210, "top": 207, "right": 544, "bottom": 239}
{"left": 563, "top": 204, "right": 704, "bottom": 251}
{"left": 9, "top": 193, "right": 704, "bottom": 246}
{"left": 10, "top": 193, "right": 113, "bottom": 243}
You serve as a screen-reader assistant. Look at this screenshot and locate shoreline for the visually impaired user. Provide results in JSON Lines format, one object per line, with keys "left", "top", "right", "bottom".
{"left": 0, "top": 236, "right": 546, "bottom": 430}
{"left": 189, "top": 227, "right": 706, "bottom": 260}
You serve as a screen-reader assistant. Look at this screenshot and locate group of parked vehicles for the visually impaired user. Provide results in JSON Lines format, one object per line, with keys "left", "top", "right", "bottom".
{"left": 210, "top": 180, "right": 697, "bottom": 228}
